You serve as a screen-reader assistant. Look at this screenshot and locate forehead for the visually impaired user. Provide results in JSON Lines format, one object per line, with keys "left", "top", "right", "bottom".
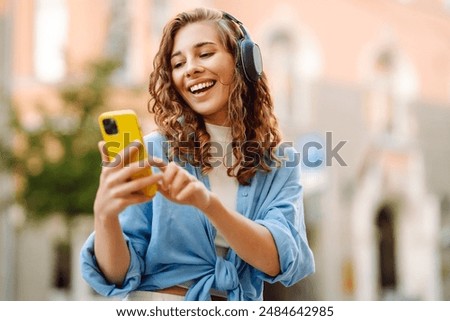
{"left": 172, "top": 21, "right": 222, "bottom": 53}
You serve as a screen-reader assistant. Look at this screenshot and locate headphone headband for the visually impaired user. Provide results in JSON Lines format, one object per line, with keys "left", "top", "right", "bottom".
{"left": 222, "top": 11, "right": 263, "bottom": 83}
{"left": 222, "top": 12, "right": 249, "bottom": 38}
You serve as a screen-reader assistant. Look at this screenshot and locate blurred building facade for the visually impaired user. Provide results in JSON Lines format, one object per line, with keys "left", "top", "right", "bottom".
{"left": 1, "top": 0, "right": 449, "bottom": 300}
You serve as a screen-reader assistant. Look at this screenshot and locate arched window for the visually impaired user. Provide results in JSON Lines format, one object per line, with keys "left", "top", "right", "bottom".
{"left": 105, "top": 0, "right": 130, "bottom": 82}
{"left": 263, "top": 19, "right": 322, "bottom": 135}
{"left": 367, "top": 49, "right": 396, "bottom": 136}
{"left": 362, "top": 45, "right": 418, "bottom": 143}
{"left": 150, "top": 0, "right": 170, "bottom": 38}
{"left": 267, "top": 31, "right": 296, "bottom": 127}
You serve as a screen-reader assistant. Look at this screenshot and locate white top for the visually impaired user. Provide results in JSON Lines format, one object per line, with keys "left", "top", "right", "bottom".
{"left": 205, "top": 123, "right": 238, "bottom": 252}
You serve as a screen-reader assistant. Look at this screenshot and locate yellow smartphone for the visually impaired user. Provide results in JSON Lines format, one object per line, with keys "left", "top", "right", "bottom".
{"left": 98, "top": 109, "right": 157, "bottom": 198}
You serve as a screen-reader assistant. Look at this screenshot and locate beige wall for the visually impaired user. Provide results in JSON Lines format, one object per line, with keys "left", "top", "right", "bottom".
{"left": 6, "top": 0, "right": 450, "bottom": 107}
{"left": 1, "top": 0, "right": 449, "bottom": 300}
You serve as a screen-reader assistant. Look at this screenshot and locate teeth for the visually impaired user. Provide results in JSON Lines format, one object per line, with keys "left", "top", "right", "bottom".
{"left": 189, "top": 81, "right": 214, "bottom": 93}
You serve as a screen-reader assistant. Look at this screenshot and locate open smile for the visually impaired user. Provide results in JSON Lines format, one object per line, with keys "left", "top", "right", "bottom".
{"left": 188, "top": 81, "right": 216, "bottom": 95}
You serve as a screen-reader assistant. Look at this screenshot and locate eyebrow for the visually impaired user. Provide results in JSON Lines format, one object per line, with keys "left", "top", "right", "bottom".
{"left": 171, "top": 41, "right": 217, "bottom": 59}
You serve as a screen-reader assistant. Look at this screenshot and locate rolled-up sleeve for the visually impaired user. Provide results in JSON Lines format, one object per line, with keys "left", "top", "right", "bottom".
{"left": 256, "top": 208, "right": 314, "bottom": 286}
{"left": 254, "top": 158, "right": 315, "bottom": 286}
{"left": 79, "top": 201, "right": 153, "bottom": 298}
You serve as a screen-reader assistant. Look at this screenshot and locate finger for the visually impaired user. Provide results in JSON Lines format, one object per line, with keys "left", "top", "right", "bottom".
{"left": 102, "top": 158, "right": 152, "bottom": 189}
{"left": 169, "top": 170, "right": 194, "bottom": 196}
{"left": 98, "top": 141, "right": 110, "bottom": 165}
{"left": 114, "top": 193, "right": 154, "bottom": 209}
{"left": 147, "top": 155, "right": 167, "bottom": 172}
{"left": 162, "top": 162, "right": 179, "bottom": 189}
{"left": 156, "top": 181, "right": 170, "bottom": 198}
{"left": 119, "top": 140, "right": 142, "bottom": 167}
{"left": 175, "top": 181, "right": 198, "bottom": 202}
{"left": 129, "top": 172, "right": 163, "bottom": 196}
{"left": 114, "top": 158, "right": 160, "bottom": 183}
{"left": 113, "top": 173, "right": 163, "bottom": 198}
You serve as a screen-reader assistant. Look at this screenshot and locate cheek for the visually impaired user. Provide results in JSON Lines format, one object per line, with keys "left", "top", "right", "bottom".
{"left": 171, "top": 72, "right": 184, "bottom": 93}
{"left": 220, "top": 57, "right": 236, "bottom": 83}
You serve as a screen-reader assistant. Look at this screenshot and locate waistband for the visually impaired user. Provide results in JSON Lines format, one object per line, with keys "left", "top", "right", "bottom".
{"left": 158, "top": 285, "right": 227, "bottom": 301}
{"left": 127, "top": 286, "right": 227, "bottom": 301}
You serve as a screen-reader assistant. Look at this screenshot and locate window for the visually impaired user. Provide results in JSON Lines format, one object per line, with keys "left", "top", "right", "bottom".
{"left": 151, "top": 0, "right": 169, "bottom": 37}
{"left": 105, "top": 0, "right": 130, "bottom": 82}
{"left": 264, "top": 23, "right": 322, "bottom": 132}
{"left": 53, "top": 241, "right": 71, "bottom": 290}
{"left": 444, "top": 0, "right": 450, "bottom": 11}
{"left": 34, "top": 0, "right": 68, "bottom": 82}
{"left": 376, "top": 205, "right": 397, "bottom": 299}
{"left": 364, "top": 46, "right": 418, "bottom": 142}
{"left": 372, "top": 49, "right": 395, "bottom": 135}
{"left": 268, "top": 31, "right": 295, "bottom": 126}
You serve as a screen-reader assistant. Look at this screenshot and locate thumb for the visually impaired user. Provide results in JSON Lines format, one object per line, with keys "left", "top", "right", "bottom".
{"left": 98, "top": 141, "right": 110, "bottom": 164}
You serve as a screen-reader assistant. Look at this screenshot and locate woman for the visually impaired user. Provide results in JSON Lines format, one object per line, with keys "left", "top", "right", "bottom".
{"left": 80, "top": 7, "right": 314, "bottom": 301}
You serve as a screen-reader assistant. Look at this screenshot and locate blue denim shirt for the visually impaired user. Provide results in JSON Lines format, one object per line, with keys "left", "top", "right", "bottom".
{"left": 80, "top": 132, "right": 315, "bottom": 300}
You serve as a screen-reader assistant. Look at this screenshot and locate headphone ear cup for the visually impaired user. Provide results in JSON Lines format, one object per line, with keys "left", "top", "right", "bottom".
{"left": 239, "top": 38, "right": 263, "bottom": 83}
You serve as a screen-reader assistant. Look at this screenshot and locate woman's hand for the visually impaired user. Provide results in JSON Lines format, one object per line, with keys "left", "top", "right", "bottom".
{"left": 94, "top": 140, "right": 163, "bottom": 220}
{"left": 149, "top": 158, "right": 280, "bottom": 276}
{"left": 93, "top": 140, "right": 163, "bottom": 286}
{"left": 151, "top": 159, "right": 280, "bottom": 276}
{"left": 151, "top": 160, "right": 211, "bottom": 211}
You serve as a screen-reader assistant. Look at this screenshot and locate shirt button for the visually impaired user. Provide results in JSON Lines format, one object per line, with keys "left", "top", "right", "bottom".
{"left": 242, "top": 191, "right": 248, "bottom": 197}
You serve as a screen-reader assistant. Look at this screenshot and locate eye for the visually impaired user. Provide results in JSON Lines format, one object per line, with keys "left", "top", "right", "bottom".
{"left": 200, "top": 52, "right": 214, "bottom": 58}
{"left": 172, "top": 61, "right": 184, "bottom": 69}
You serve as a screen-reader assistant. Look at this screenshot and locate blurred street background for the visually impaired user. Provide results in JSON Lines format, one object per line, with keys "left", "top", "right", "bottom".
{"left": 1, "top": 0, "right": 450, "bottom": 301}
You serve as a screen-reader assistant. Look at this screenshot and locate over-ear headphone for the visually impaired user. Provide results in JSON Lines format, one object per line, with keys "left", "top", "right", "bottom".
{"left": 222, "top": 12, "right": 263, "bottom": 83}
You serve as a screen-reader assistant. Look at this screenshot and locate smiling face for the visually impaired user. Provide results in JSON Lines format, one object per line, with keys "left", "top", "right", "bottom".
{"left": 170, "top": 21, "right": 236, "bottom": 125}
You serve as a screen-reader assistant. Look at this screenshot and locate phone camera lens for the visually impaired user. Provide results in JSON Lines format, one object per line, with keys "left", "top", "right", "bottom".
{"left": 103, "top": 118, "right": 118, "bottom": 135}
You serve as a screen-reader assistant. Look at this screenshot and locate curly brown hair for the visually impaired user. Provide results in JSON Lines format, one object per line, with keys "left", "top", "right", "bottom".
{"left": 148, "top": 7, "right": 281, "bottom": 185}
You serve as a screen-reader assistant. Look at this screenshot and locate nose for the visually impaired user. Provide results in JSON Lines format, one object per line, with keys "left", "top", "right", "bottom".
{"left": 184, "top": 58, "right": 204, "bottom": 78}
